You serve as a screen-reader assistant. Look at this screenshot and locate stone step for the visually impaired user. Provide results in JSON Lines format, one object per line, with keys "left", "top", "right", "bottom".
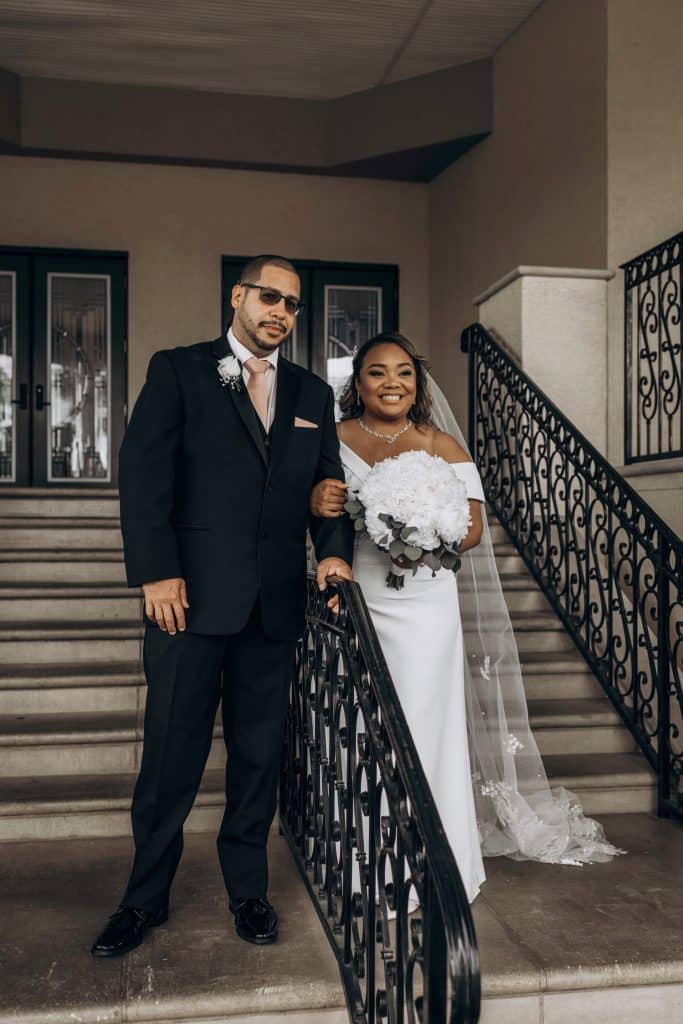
{"left": 521, "top": 660, "right": 605, "bottom": 701}
{"left": 0, "top": 518, "right": 123, "bottom": 551}
{"left": 0, "top": 492, "right": 119, "bottom": 518}
{"left": 544, "top": 751, "right": 656, "bottom": 814}
{"left": 0, "top": 555, "right": 127, "bottom": 584}
{"left": 0, "top": 831, "right": 348, "bottom": 1024}
{"left": 498, "top": 580, "right": 551, "bottom": 613}
{"left": 528, "top": 699, "right": 634, "bottom": 755}
{"left": 0, "top": 768, "right": 226, "bottom": 841}
{"left": 0, "top": 624, "right": 142, "bottom": 666}
{"left": 464, "top": 611, "right": 578, "bottom": 653}
{"left": 0, "top": 663, "right": 143, "bottom": 714}
{"left": 0, "top": 590, "right": 142, "bottom": 624}
{"left": 0, "top": 710, "right": 226, "bottom": 777}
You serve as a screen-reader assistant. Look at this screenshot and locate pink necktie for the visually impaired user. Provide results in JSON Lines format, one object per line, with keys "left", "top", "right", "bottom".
{"left": 245, "top": 357, "right": 272, "bottom": 429}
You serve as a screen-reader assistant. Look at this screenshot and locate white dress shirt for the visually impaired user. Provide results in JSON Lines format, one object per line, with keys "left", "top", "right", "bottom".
{"left": 228, "top": 327, "right": 279, "bottom": 430}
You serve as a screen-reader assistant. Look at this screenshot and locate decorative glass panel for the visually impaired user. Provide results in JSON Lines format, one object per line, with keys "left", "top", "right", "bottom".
{"left": 324, "top": 285, "right": 381, "bottom": 400}
{"left": 0, "top": 273, "right": 16, "bottom": 481}
{"left": 48, "top": 274, "right": 111, "bottom": 481}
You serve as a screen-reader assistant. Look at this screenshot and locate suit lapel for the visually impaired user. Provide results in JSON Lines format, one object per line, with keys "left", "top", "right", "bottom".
{"left": 211, "top": 336, "right": 268, "bottom": 466}
{"left": 269, "top": 358, "right": 301, "bottom": 469}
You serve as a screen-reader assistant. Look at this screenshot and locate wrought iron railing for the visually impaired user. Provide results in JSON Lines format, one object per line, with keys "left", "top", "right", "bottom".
{"left": 462, "top": 322, "right": 683, "bottom": 819}
{"left": 279, "top": 574, "right": 480, "bottom": 1024}
{"left": 622, "top": 231, "right": 682, "bottom": 463}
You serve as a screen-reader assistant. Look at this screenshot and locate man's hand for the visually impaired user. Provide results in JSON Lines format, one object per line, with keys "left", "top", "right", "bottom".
{"left": 316, "top": 557, "right": 353, "bottom": 613}
{"left": 311, "top": 478, "right": 348, "bottom": 518}
{"left": 142, "top": 577, "right": 189, "bottom": 634}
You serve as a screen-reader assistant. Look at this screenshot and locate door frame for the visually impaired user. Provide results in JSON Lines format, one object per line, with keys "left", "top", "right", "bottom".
{"left": 0, "top": 245, "right": 128, "bottom": 489}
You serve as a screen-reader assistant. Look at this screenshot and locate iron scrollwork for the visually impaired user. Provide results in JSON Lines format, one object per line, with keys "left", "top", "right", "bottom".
{"left": 279, "top": 575, "right": 480, "bottom": 1024}
{"left": 462, "top": 322, "right": 683, "bottom": 820}
{"left": 622, "top": 231, "right": 682, "bottom": 463}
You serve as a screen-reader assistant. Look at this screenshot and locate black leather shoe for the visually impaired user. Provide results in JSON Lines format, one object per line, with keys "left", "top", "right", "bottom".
{"left": 229, "top": 897, "right": 278, "bottom": 945}
{"left": 91, "top": 904, "right": 168, "bottom": 958}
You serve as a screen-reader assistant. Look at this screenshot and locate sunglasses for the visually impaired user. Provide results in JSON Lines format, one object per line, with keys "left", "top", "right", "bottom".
{"left": 240, "top": 282, "right": 304, "bottom": 317}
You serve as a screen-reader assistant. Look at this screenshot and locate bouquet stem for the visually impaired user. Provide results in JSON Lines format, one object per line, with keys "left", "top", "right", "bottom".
{"left": 386, "top": 569, "right": 406, "bottom": 590}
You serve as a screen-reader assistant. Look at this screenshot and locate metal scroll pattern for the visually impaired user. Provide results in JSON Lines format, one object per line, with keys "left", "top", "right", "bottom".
{"left": 622, "top": 232, "right": 682, "bottom": 463}
{"left": 279, "top": 576, "right": 480, "bottom": 1024}
{"left": 462, "top": 323, "right": 683, "bottom": 818}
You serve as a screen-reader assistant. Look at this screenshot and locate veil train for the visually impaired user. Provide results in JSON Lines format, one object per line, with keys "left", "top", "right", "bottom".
{"left": 428, "top": 374, "right": 622, "bottom": 864}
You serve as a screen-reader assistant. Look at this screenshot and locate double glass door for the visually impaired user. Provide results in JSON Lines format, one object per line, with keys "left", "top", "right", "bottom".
{"left": 0, "top": 250, "right": 127, "bottom": 487}
{"left": 222, "top": 258, "right": 399, "bottom": 403}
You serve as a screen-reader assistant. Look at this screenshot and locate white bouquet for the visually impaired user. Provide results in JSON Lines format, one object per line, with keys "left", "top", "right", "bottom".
{"left": 345, "top": 450, "right": 472, "bottom": 589}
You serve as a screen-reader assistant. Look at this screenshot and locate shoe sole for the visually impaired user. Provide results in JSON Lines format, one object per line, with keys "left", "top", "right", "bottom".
{"left": 91, "top": 909, "right": 168, "bottom": 958}
{"left": 235, "top": 923, "right": 278, "bottom": 945}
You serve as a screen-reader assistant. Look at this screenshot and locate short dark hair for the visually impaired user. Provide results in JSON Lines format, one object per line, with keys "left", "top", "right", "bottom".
{"left": 238, "top": 254, "right": 298, "bottom": 285}
{"left": 338, "top": 331, "right": 434, "bottom": 427}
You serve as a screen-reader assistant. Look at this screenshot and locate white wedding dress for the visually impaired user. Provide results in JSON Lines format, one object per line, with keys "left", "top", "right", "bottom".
{"left": 340, "top": 441, "right": 487, "bottom": 903}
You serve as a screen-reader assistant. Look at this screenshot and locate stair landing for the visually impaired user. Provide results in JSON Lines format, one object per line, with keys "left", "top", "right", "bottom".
{"left": 2, "top": 814, "right": 682, "bottom": 1023}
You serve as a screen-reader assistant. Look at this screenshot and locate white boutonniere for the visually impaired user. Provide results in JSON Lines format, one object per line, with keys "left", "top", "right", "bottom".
{"left": 217, "top": 354, "right": 243, "bottom": 391}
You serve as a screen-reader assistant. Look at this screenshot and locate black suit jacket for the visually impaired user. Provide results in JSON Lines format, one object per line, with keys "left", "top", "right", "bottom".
{"left": 118, "top": 336, "right": 354, "bottom": 640}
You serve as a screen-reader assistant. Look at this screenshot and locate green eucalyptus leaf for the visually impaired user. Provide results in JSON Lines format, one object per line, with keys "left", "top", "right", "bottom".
{"left": 389, "top": 539, "right": 405, "bottom": 559}
{"left": 404, "top": 544, "right": 423, "bottom": 560}
{"left": 400, "top": 526, "right": 417, "bottom": 542}
{"left": 354, "top": 518, "right": 366, "bottom": 532}
{"left": 441, "top": 552, "right": 458, "bottom": 571}
{"left": 344, "top": 500, "right": 362, "bottom": 515}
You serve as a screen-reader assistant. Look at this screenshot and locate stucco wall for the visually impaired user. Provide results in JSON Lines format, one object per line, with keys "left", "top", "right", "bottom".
{"left": 429, "top": 0, "right": 608, "bottom": 425}
{"left": 606, "top": 0, "right": 683, "bottom": 534}
{"left": 0, "top": 155, "right": 429, "bottom": 402}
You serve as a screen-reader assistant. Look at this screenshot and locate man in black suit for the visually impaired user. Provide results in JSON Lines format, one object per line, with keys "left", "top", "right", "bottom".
{"left": 92, "top": 255, "right": 353, "bottom": 956}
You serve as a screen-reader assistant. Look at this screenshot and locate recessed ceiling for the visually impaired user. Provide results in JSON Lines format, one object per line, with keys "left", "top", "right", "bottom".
{"left": 0, "top": 0, "right": 542, "bottom": 99}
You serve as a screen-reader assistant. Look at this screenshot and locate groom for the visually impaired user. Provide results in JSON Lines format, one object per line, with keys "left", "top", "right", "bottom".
{"left": 92, "top": 254, "right": 354, "bottom": 956}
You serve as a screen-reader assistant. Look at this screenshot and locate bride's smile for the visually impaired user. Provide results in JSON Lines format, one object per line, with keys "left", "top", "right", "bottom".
{"left": 354, "top": 342, "right": 417, "bottom": 425}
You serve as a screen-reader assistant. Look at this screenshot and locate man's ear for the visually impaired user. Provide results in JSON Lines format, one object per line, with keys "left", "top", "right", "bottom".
{"left": 231, "top": 283, "right": 242, "bottom": 311}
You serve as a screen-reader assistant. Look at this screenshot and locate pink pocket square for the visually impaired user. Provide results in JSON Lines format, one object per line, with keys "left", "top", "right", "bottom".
{"left": 294, "top": 416, "right": 318, "bottom": 429}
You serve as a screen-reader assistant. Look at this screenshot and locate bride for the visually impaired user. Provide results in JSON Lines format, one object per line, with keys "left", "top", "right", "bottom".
{"left": 312, "top": 331, "right": 621, "bottom": 903}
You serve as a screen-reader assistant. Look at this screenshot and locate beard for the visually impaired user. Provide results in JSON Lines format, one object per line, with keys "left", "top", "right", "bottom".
{"left": 234, "top": 307, "right": 291, "bottom": 354}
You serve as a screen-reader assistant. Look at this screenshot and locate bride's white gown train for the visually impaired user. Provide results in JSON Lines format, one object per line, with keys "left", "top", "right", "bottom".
{"left": 340, "top": 441, "right": 487, "bottom": 903}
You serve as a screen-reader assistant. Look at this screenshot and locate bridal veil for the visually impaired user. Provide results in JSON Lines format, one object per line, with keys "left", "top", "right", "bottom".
{"left": 428, "top": 374, "right": 622, "bottom": 864}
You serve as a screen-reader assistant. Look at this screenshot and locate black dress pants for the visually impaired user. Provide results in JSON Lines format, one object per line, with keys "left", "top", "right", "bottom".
{"left": 121, "top": 601, "right": 295, "bottom": 913}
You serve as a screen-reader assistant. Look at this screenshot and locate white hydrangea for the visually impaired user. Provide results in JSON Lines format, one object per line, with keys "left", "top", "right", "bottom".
{"left": 358, "top": 450, "right": 471, "bottom": 552}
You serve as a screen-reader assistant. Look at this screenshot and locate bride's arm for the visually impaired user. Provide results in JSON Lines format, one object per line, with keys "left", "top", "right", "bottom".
{"left": 432, "top": 431, "right": 483, "bottom": 552}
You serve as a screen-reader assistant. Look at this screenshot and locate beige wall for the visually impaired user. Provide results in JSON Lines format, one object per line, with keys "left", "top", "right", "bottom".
{"left": 428, "top": 0, "right": 608, "bottom": 424}
{"left": 0, "top": 155, "right": 429, "bottom": 402}
{"left": 606, "top": 0, "right": 683, "bottom": 516}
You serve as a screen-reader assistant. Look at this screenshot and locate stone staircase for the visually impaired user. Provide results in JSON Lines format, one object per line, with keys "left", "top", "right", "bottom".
{"left": 0, "top": 489, "right": 227, "bottom": 842}
{"left": 0, "top": 492, "right": 655, "bottom": 843}
{"left": 1, "top": 489, "right": 678, "bottom": 1024}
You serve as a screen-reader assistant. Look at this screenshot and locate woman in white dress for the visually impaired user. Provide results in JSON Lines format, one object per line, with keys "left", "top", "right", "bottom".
{"left": 312, "top": 332, "right": 621, "bottom": 903}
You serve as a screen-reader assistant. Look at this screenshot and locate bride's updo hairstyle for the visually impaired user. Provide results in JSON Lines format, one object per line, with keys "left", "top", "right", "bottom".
{"left": 338, "top": 331, "right": 434, "bottom": 427}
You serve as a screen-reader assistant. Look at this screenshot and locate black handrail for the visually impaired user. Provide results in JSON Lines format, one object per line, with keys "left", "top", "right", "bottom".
{"left": 621, "top": 230, "right": 682, "bottom": 463}
{"left": 462, "top": 322, "right": 683, "bottom": 819}
{"left": 279, "top": 574, "right": 481, "bottom": 1024}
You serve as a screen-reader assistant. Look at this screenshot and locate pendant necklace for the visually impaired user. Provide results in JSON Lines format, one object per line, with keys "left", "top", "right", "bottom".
{"left": 359, "top": 418, "right": 413, "bottom": 445}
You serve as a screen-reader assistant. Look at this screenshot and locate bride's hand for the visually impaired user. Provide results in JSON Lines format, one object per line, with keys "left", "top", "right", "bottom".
{"left": 311, "top": 477, "right": 348, "bottom": 517}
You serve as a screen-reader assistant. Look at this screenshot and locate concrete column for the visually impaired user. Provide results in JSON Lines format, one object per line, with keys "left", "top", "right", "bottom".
{"left": 474, "top": 266, "right": 613, "bottom": 454}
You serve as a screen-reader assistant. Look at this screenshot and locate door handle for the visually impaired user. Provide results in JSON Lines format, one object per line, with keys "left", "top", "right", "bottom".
{"left": 11, "top": 383, "right": 28, "bottom": 410}
{"left": 35, "top": 385, "right": 51, "bottom": 412}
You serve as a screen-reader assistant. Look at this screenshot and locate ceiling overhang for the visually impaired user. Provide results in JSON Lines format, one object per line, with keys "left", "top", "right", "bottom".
{"left": 0, "top": 60, "right": 491, "bottom": 182}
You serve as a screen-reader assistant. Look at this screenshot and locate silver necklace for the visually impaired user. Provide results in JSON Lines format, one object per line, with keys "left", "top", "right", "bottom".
{"left": 359, "top": 418, "right": 412, "bottom": 445}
